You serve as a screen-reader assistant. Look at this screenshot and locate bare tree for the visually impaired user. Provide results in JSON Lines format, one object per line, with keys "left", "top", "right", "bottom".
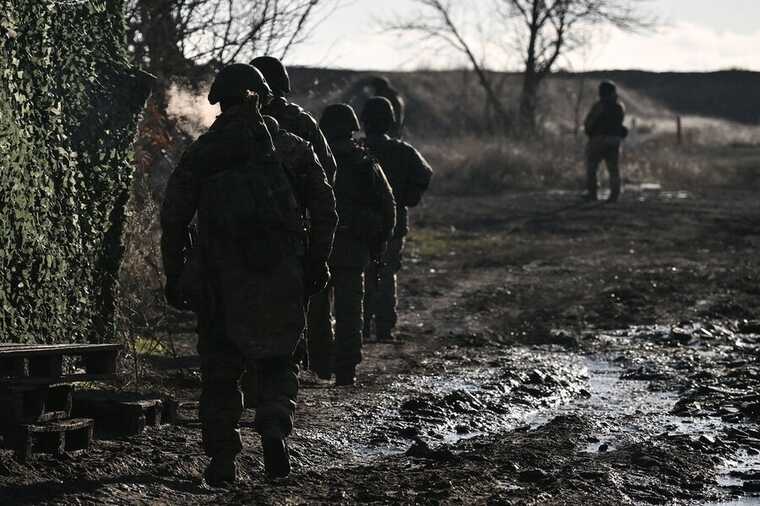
{"left": 389, "top": 0, "right": 652, "bottom": 134}
{"left": 502, "top": 0, "right": 652, "bottom": 131}
{"left": 387, "top": 0, "right": 513, "bottom": 131}
{"left": 125, "top": 0, "right": 335, "bottom": 77}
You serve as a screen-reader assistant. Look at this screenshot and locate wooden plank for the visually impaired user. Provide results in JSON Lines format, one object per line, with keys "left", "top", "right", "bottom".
{"left": 73, "top": 392, "right": 163, "bottom": 436}
{"left": 0, "top": 373, "right": 117, "bottom": 386}
{"left": 0, "top": 344, "right": 121, "bottom": 358}
{"left": 6, "top": 418, "right": 94, "bottom": 462}
{"left": 0, "top": 384, "right": 73, "bottom": 426}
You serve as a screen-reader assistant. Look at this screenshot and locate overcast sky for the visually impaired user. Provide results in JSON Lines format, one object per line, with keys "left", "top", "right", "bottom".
{"left": 286, "top": 0, "right": 760, "bottom": 72}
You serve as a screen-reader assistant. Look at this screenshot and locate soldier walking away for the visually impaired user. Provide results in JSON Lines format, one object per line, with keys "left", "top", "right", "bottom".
{"left": 251, "top": 55, "right": 338, "bottom": 375}
{"left": 161, "top": 63, "right": 336, "bottom": 486}
{"left": 368, "top": 76, "right": 405, "bottom": 139}
{"left": 307, "top": 104, "right": 396, "bottom": 386}
{"left": 251, "top": 55, "right": 337, "bottom": 183}
{"left": 239, "top": 114, "right": 340, "bottom": 407}
{"left": 584, "top": 80, "right": 628, "bottom": 202}
{"left": 360, "top": 97, "right": 433, "bottom": 343}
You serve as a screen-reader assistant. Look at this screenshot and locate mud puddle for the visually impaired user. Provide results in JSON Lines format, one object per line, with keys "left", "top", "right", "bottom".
{"left": 305, "top": 346, "right": 590, "bottom": 467}
{"left": 548, "top": 321, "right": 760, "bottom": 505}
{"left": 568, "top": 357, "right": 734, "bottom": 448}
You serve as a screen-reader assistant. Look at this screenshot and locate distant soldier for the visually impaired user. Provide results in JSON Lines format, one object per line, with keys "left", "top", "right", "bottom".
{"left": 361, "top": 97, "right": 433, "bottom": 342}
{"left": 251, "top": 56, "right": 337, "bottom": 183}
{"left": 368, "top": 76, "right": 405, "bottom": 138}
{"left": 161, "top": 63, "right": 336, "bottom": 485}
{"left": 307, "top": 104, "right": 396, "bottom": 385}
{"left": 584, "top": 80, "right": 628, "bottom": 202}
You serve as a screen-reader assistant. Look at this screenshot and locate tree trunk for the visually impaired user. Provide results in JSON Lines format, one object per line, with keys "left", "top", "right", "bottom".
{"left": 140, "top": 0, "right": 189, "bottom": 77}
{"left": 519, "top": 69, "right": 541, "bottom": 133}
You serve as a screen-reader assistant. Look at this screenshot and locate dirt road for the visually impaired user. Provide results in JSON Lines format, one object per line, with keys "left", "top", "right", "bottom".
{"left": 2, "top": 189, "right": 760, "bottom": 505}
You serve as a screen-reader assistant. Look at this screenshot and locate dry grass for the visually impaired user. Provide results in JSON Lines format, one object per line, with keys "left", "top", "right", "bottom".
{"left": 419, "top": 135, "right": 585, "bottom": 194}
{"left": 418, "top": 128, "right": 760, "bottom": 197}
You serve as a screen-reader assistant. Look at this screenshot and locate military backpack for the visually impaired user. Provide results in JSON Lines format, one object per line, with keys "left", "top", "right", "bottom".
{"left": 197, "top": 152, "right": 305, "bottom": 271}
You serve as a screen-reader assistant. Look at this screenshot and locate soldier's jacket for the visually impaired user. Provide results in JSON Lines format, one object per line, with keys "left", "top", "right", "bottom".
{"left": 263, "top": 97, "right": 338, "bottom": 184}
{"left": 161, "top": 106, "right": 337, "bottom": 359}
{"left": 363, "top": 134, "right": 433, "bottom": 238}
{"left": 268, "top": 124, "right": 339, "bottom": 264}
{"left": 584, "top": 98, "right": 627, "bottom": 138}
{"left": 329, "top": 137, "right": 396, "bottom": 269}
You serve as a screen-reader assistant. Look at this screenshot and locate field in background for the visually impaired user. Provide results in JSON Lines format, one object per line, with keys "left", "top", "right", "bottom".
{"left": 286, "top": 67, "right": 760, "bottom": 194}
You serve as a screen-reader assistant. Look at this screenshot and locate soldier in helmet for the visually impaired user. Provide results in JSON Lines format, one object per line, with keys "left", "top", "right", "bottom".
{"left": 360, "top": 97, "right": 433, "bottom": 343}
{"left": 584, "top": 80, "right": 628, "bottom": 202}
{"left": 307, "top": 104, "right": 396, "bottom": 385}
{"left": 161, "top": 63, "right": 336, "bottom": 485}
{"left": 368, "top": 76, "right": 405, "bottom": 139}
{"left": 251, "top": 55, "right": 337, "bottom": 183}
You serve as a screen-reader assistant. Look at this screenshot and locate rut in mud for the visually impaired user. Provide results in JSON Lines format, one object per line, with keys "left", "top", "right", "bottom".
{"left": 2, "top": 189, "right": 760, "bottom": 505}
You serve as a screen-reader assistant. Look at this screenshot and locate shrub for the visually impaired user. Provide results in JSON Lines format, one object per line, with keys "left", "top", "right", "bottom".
{"left": 0, "top": 1, "right": 150, "bottom": 343}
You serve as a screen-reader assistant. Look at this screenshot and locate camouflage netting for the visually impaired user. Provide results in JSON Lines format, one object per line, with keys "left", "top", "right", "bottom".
{"left": 0, "top": 1, "right": 152, "bottom": 343}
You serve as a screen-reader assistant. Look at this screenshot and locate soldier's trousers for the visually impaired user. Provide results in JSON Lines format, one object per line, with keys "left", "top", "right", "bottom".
{"left": 586, "top": 136, "right": 622, "bottom": 200}
{"left": 199, "top": 334, "right": 298, "bottom": 458}
{"left": 308, "top": 268, "right": 365, "bottom": 375}
{"left": 364, "top": 237, "right": 405, "bottom": 339}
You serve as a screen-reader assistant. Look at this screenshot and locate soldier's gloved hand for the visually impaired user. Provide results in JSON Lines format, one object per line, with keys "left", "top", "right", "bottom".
{"left": 165, "top": 277, "right": 192, "bottom": 311}
{"left": 304, "top": 259, "right": 330, "bottom": 296}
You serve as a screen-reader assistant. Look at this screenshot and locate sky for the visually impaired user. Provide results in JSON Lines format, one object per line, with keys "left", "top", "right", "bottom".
{"left": 286, "top": 0, "right": 760, "bottom": 72}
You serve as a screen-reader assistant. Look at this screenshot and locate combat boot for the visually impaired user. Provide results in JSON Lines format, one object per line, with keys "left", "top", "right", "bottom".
{"left": 334, "top": 366, "right": 356, "bottom": 386}
{"left": 262, "top": 436, "right": 291, "bottom": 479}
{"left": 203, "top": 455, "right": 237, "bottom": 487}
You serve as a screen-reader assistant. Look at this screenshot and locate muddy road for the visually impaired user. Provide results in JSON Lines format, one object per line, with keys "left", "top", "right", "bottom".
{"left": 3, "top": 189, "right": 760, "bottom": 505}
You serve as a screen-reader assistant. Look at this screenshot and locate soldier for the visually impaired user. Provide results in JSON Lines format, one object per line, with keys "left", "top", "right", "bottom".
{"left": 584, "top": 80, "right": 628, "bottom": 202}
{"left": 251, "top": 55, "right": 337, "bottom": 183}
{"left": 161, "top": 63, "right": 336, "bottom": 485}
{"left": 360, "top": 97, "right": 433, "bottom": 343}
{"left": 307, "top": 104, "right": 396, "bottom": 385}
{"left": 239, "top": 113, "right": 337, "bottom": 406}
{"left": 368, "top": 76, "right": 405, "bottom": 138}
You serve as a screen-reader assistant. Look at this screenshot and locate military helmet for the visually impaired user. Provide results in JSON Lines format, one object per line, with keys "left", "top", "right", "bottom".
{"left": 320, "top": 103, "right": 360, "bottom": 138}
{"left": 208, "top": 63, "right": 273, "bottom": 105}
{"left": 599, "top": 80, "right": 617, "bottom": 98}
{"left": 370, "top": 76, "right": 390, "bottom": 91}
{"left": 251, "top": 56, "right": 291, "bottom": 95}
{"left": 361, "top": 96, "right": 396, "bottom": 133}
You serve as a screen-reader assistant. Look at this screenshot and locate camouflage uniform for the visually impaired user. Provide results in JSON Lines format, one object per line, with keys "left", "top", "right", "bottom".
{"left": 584, "top": 82, "right": 627, "bottom": 202}
{"left": 241, "top": 117, "right": 338, "bottom": 398}
{"left": 362, "top": 132, "right": 432, "bottom": 341}
{"left": 262, "top": 97, "right": 337, "bottom": 184}
{"left": 307, "top": 133, "right": 396, "bottom": 382}
{"left": 161, "top": 105, "right": 336, "bottom": 463}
